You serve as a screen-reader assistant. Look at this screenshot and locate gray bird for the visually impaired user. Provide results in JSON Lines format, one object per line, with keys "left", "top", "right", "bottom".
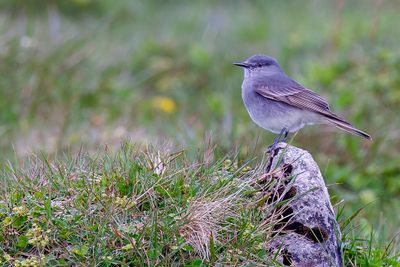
{"left": 234, "top": 55, "right": 371, "bottom": 150}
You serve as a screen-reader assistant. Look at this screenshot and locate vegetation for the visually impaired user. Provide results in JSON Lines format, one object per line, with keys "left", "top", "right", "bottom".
{"left": 1, "top": 145, "right": 399, "bottom": 266}
{"left": 0, "top": 0, "right": 399, "bottom": 265}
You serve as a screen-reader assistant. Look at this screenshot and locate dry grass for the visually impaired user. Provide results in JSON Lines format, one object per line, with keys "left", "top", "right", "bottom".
{"left": 179, "top": 193, "right": 239, "bottom": 259}
{"left": 1, "top": 145, "right": 399, "bottom": 265}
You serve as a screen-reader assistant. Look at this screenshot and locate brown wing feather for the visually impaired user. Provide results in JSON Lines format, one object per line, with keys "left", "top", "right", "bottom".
{"left": 255, "top": 83, "right": 348, "bottom": 122}
{"left": 254, "top": 81, "right": 372, "bottom": 140}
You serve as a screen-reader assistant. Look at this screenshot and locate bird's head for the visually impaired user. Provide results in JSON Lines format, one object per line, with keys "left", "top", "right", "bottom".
{"left": 234, "top": 54, "right": 283, "bottom": 77}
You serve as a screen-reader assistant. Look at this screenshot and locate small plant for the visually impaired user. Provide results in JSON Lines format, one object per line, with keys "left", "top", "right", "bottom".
{"left": 0, "top": 144, "right": 302, "bottom": 266}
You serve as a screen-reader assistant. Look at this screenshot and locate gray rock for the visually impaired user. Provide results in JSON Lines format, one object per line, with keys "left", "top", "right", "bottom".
{"left": 265, "top": 142, "right": 343, "bottom": 267}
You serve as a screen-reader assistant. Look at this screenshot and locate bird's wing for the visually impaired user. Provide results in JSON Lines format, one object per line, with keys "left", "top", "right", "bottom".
{"left": 254, "top": 78, "right": 372, "bottom": 140}
{"left": 254, "top": 79, "right": 343, "bottom": 119}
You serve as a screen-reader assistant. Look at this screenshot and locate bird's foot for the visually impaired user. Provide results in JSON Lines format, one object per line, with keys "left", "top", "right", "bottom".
{"left": 267, "top": 143, "right": 277, "bottom": 154}
{"left": 267, "top": 128, "right": 288, "bottom": 154}
{"left": 265, "top": 128, "right": 289, "bottom": 172}
{"left": 265, "top": 145, "right": 283, "bottom": 172}
{"left": 266, "top": 139, "right": 282, "bottom": 154}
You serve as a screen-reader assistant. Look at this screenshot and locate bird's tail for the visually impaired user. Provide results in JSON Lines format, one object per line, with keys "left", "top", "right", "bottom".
{"left": 325, "top": 114, "right": 372, "bottom": 140}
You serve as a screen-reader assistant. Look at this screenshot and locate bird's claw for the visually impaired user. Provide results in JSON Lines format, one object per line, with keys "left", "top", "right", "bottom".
{"left": 267, "top": 143, "right": 276, "bottom": 154}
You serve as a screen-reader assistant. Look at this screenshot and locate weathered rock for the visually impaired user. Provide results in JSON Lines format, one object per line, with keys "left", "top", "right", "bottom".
{"left": 265, "top": 143, "right": 343, "bottom": 267}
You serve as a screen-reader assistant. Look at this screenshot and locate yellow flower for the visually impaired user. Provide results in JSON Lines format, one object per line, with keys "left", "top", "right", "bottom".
{"left": 151, "top": 96, "right": 176, "bottom": 114}
{"left": 26, "top": 223, "right": 50, "bottom": 248}
{"left": 13, "top": 206, "right": 27, "bottom": 216}
{"left": 115, "top": 196, "right": 128, "bottom": 207}
{"left": 14, "top": 256, "right": 45, "bottom": 267}
{"left": 121, "top": 243, "right": 133, "bottom": 250}
{"left": 3, "top": 253, "right": 11, "bottom": 261}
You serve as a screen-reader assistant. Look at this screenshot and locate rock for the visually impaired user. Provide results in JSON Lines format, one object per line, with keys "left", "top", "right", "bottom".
{"left": 265, "top": 143, "right": 343, "bottom": 267}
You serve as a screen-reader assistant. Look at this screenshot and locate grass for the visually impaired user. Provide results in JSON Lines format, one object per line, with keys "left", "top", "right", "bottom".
{"left": 1, "top": 143, "right": 399, "bottom": 266}
{"left": 337, "top": 203, "right": 400, "bottom": 266}
{"left": 0, "top": 143, "right": 277, "bottom": 266}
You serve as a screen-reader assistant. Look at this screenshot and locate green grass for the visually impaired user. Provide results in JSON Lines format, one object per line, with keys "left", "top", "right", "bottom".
{"left": 1, "top": 144, "right": 399, "bottom": 266}
{"left": 0, "top": 143, "right": 285, "bottom": 266}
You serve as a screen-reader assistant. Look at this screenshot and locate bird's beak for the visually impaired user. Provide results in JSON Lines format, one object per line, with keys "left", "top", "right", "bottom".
{"left": 233, "top": 62, "right": 249, "bottom": 68}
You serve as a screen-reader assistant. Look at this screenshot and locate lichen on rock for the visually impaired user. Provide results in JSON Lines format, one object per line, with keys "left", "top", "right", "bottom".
{"left": 265, "top": 143, "right": 343, "bottom": 267}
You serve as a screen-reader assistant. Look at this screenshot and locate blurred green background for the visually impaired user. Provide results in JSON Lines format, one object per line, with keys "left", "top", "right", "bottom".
{"left": 0, "top": 0, "right": 399, "bottom": 242}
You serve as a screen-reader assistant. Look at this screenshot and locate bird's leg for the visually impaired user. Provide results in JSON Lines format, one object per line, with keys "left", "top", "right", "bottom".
{"left": 267, "top": 136, "right": 280, "bottom": 153}
{"left": 267, "top": 127, "right": 287, "bottom": 153}
{"left": 281, "top": 129, "right": 289, "bottom": 143}
{"left": 265, "top": 128, "right": 288, "bottom": 172}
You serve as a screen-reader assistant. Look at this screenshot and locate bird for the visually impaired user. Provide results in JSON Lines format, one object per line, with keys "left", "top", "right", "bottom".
{"left": 234, "top": 54, "right": 371, "bottom": 151}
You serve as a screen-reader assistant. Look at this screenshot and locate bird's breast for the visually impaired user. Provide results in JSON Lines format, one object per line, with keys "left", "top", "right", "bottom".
{"left": 241, "top": 85, "right": 308, "bottom": 133}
